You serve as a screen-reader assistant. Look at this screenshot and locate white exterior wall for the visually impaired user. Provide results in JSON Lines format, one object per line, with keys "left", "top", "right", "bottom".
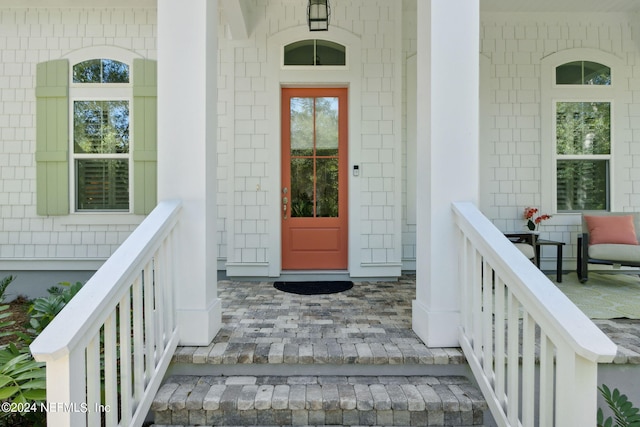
{"left": 2, "top": 4, "right": 639, "bottom": 277}
{"left": 0, "top": 2, "right": 408, "bottom": 278}
{"left": 400, "top": 7, "right": 640, "bottom": 271}
{"left": 0, "top": 7, "right": 156, "bottom": 271}
{"left": 479, "top": 12, "right": 640, "bottom": 269}
{"left": 401, "top": 1, "right": 417, "bottom": 271}
{"left": 220, "top": 0, "right": 404, "bottom": 277}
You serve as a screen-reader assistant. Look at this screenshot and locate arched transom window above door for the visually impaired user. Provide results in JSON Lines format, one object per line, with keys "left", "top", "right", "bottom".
{"left": 555, "top": 61, "right": 611, "bottom": 85}
{"left": 283, "top": 39, "right": 346, "bottom": 66}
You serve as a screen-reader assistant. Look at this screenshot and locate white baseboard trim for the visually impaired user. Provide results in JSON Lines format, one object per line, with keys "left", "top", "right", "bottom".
{"left": 176, "top": 297, "right": 222, "bottom": 346}
{"left": 401, "top": 258, "right": 416, "bottom": 271}
{"left": 351, "top": 262, "right": 402, "bottom": 278}
{"left": 412, "top": 299, "right": 460, "bottom": 347}
{"left": 225, "top": 262, "right": 271, "bottom": 278}
{"left": 0, "top": 258, "right": 105, "bottom": 271}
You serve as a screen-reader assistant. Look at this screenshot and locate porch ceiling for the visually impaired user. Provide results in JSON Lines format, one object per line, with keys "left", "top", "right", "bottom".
{"left": 482, "top": 0, "right": 640, "bottom": 13}
{"left": 3, "top": 0, "right": 640, "bottom": 13}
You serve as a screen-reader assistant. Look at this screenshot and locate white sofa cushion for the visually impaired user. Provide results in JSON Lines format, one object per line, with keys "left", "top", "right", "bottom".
{"left": 514, "top": 243, "right": 535, "bottom": 260}
{"left": 589, "top": 243, "right": 640, "bottom": 263}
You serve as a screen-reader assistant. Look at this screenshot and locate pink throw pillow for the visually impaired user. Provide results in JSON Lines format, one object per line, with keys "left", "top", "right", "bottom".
{"left": 585, "top": 215, "right": 639, "bottom": 245}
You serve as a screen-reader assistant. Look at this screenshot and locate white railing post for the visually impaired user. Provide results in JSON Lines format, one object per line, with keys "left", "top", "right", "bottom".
{"left": 452, "top": 201, "right": 616, "bottom": 427}
{"left": 41, "top": 351, "right": 86, "bottom": 427}
{"left": 556, "top": 348, "right": 601, "bottom": 426}
{"left": 30, "top": 200, "right": 183, "bottom": 427}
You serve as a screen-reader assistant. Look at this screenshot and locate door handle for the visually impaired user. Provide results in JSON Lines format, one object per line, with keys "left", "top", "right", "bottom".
{"left": 283, "top": 196, "right": 288, "bottom": 220}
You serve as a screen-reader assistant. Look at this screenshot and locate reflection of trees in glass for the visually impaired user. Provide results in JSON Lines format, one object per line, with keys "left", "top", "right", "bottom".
{"left": 290, "top": 97, "right": 338, "bottom": 156}
{"left": 316, "top": 159, "right": 338, "bottom": 217}
{"left": 74, "top": 101, "right": 129, "bottom": 154}
{"left": 289, "top": 96, "right": 340, "bottom": 218}
{"left": 291, "top": 98, "right": 314, "bottom": 156}
{"left": 291, "top": 158, "right": 314, "bottom": 217}
{"left": 556, "top": 102, "right": 610, "bottom": 155}
{"left": 315, "top": 97, "right": 338, "bottom": 155}
{"left": 290, "top": 158, "right": 339, "bottom": 217}
{"left": 73, "top": 59, "right": 129, "bottom": 83}
{"left": 556, "top": 101, "right": 610, "bottom": 211}
{"left": 557, "top": 160, "right": 608, "bottom": 211}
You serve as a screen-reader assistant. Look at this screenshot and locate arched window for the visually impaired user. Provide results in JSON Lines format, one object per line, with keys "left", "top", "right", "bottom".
{"left": 284, "top": 39, "right": 346, "bottom": 66}
{"left": 73, "top": 59, "right": 130, "bottom": 83}
{"left": 71, "top": 59, "right": 131, "bottom": 211}
{"left": 548, "top": 58, "right": 614, "bottom": 212}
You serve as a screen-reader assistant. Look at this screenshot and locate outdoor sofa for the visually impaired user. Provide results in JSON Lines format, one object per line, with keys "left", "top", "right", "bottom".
{"left": 577, "top": 212, "right": 640, "bottom": 282}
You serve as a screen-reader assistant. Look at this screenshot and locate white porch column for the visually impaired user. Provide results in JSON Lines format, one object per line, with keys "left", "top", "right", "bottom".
{"left": 157, "top": 0, "right": 221, "bottom": 345}
{"left": 413, "top": 0, "right": 480, "bottom": 347}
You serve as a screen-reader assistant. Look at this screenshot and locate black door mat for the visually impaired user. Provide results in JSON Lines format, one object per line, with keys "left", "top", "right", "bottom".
{"left": 273, "top": 281, "right": 353, "bottom": 295}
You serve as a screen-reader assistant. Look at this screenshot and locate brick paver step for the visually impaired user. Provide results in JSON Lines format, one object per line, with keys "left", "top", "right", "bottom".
{"left": 152, "top": 375, "right": 487, "bottom": 426}
{"left": 173, "top": 342, "right": 465, "bottom": 365}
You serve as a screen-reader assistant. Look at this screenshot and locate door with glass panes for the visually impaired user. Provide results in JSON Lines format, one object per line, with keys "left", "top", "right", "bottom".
{"left": 281, "top": 88, "right": 348, "bottom": 270}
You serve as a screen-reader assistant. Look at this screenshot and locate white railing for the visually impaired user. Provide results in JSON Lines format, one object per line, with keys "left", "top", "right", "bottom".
{"left": 452, "top": 201, "right": 617, "bottom": 427}
{"left": 30, "top": 200, "right": 182, "bottom": 427}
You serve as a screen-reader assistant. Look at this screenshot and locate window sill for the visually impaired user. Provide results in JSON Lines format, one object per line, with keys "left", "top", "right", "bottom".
{"left": 56, "top": 213, "right": 146, "bottom": 226}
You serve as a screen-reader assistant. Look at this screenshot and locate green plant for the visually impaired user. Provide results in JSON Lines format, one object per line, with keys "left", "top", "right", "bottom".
{"left": 0, "top": 278, "right": 84, "bottom": 426}
{"left": 28, "top": 281, "right": 83, "bottom": 337}
{"left": 598, "top": 384, "right": 640, "bottom": 427}
{"left": 0, "top": 276, "right": 17, "bottom": 341}
{"left": 0, "top": 343, "right": 46, "bottom": 402}
{"left": 0, "top": 276, "right": 15, "bottom": 302}
{"left": 0, "top": 344, "right": 47, "bottom": 427}
{"left": 0, "top": 275, "right": 47, "bottom": 426}
{"left": 0, "top": 305, "right": 16, "bottom": 342}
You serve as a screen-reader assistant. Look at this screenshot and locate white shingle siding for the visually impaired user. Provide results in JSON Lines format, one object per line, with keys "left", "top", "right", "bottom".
{"left": 0, "top": 7, "right": 156, "bottom": 265}
{"left": 481, "top": 12, "right": 640, "bottom": 266}
{"left": 220, "top": 0, "right": 403, "bottom": 273}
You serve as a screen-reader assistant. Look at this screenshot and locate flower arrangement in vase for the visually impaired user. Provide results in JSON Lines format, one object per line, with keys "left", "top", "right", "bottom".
{"left": 523, "top": 207, "right": 551, "bottom": 232}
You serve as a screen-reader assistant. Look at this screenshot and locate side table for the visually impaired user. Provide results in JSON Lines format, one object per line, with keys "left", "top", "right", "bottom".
{"left": 535, "top": 238, "right": 565, "bottom": 282}
{"left": 504, "top": 233, "right": 565, "bottom": 282}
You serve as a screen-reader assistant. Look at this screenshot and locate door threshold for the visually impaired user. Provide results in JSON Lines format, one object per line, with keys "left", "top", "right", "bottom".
{"left": 278, "top": 270, "right": 350, "bottom": 282}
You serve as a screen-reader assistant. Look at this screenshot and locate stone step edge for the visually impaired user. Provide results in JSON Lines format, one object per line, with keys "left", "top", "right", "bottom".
{"left": 152, "top": 375, "right": 487, "bottom": 426}
{"left": 172, "top": 343, "right": 466, "bottom": 365}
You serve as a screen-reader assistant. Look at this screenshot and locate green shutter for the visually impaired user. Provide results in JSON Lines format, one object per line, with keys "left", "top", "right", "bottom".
{"left": 132, "top": 58, "right": 157, "bottom": 215}
{"left": 36, "top": 59, "right": 69, "bottom": 216}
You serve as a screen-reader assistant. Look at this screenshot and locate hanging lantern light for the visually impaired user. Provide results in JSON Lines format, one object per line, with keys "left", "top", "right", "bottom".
{"left": 308, "top": 0, "right": 330, "bottom": 31}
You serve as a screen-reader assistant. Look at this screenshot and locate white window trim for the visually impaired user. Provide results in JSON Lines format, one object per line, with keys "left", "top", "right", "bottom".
{"left": 64, "top": 46, "right": 140, "bottom": 73}
{"left": 541, "top": 48, "right": 626, "bottom": 221}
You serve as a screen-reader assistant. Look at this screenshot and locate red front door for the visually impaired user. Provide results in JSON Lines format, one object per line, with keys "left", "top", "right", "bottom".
{"left": 281, "top": 88, "right": 348, "bottom": 270}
